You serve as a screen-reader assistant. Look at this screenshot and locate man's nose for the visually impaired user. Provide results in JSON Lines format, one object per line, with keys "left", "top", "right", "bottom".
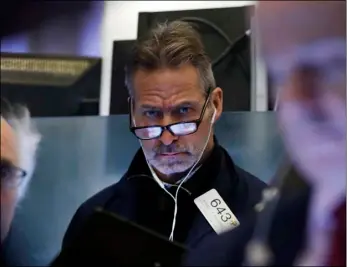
{"left": 159, "top": 128, "right": 178, "bottom": 146}
{"left": 158, "top": 115, "right": 178, "bottom": 146}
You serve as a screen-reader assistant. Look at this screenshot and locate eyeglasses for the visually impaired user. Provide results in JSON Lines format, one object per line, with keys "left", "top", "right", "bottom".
{"left": 129, "top": 88, "right": 212, "bottom": 140}
{"left": 1, "top": 159, "right": 27, "bottom": 189}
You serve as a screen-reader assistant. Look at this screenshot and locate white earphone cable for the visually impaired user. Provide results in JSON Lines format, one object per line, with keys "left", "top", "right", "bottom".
{"left": 134, "top": 104, "right": 216, "bottom": 241}
{"left": 169, "top": 109, "right": 215, "bottom": 241}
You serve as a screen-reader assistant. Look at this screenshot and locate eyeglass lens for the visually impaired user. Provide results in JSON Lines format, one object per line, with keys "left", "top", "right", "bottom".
{"left": 134, "top": 122, "right": 198, "bottom": 140}
{"left": 0, "top": 160, "right": 24, "bottom": 188}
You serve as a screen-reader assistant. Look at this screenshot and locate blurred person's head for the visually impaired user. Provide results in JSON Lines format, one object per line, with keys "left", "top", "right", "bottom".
{"left": 1, "top": 101, "right": 41, "bottom": 243}
{"left": 126, "top": 21, "right": 223, "bottom": 183}
{"left": 257, "top": 1, "right": 346, "bottom": 192}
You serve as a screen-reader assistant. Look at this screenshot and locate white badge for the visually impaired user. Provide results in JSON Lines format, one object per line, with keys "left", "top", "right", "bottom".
{"left": 194, "top": 189, "right": 240, "bottom": 235}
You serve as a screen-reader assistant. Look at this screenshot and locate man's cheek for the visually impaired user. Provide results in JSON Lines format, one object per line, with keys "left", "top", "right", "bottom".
{"left": 142, "top": 140, "right": 155, "bottom": 152}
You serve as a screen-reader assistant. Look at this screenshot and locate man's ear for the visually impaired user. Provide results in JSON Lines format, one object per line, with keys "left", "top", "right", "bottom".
{"left": 212, "top": 87, "right": 223, "bottom": 122}
{"left": 128, "top": 98, "right": 137, "bottom": 127}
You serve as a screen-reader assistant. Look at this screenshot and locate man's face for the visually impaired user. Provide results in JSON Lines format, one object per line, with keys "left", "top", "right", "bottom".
{"left": 132, "top": 64, "right": 222, "bottom": 178}
{"left": 0, "top": 117, "right": 18, "bottom": 243}
{"left": 258, "top": 1, "right": 346, "bottom": 189}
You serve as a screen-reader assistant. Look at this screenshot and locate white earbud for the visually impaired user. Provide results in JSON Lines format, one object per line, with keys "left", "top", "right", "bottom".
{"left": 211, "top": 108, "right": 217, "bottom": 124}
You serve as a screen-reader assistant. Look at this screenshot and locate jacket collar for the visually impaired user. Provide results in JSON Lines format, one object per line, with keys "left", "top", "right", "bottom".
{"left": 185, "top": 146, "right": 240, "bottom": 248}
{"left": 125, "top": 137, "right": 225, "bottom": 194}
{"left": 124, "top": 138, "right": 240, "bottom": 247}
{"left": 124, "top": 136, "right": 239, "bottom": 205}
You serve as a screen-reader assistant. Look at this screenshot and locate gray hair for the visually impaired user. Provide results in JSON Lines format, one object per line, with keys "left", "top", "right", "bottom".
{"left": 125, "top": 20, "right": 216, "bottom": 97}
{"left": 2, "top": 104, "right": 41, "bottom": 202}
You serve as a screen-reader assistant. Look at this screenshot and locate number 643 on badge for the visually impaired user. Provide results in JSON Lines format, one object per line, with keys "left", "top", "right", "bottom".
{"left": 194, "top": 189, "right": 240, "bottom": 235}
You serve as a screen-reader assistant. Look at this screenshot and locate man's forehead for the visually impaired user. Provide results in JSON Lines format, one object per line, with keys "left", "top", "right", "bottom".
{"left": 1, "top": 117, "right": 18, "bottom": 164}
{"left": 136, "top": 92, "right": 204, "bottom": 111}
{"left": 133, "top": 66, "right": 205, "bottom": 107}
{"left": 257, "top": 1, "right": 346, "bottom": 57}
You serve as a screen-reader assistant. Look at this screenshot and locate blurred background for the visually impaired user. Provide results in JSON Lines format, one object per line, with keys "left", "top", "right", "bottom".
{"left": 1, "top": 1, "right": 282, "bottom": 266}
{"left": 1, "top": 1, "right": 272, "bottom": 118}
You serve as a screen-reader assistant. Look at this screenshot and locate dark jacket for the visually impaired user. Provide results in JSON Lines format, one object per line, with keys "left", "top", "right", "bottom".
{"left": 62, "top": 140, "right": 266, "bottom": 250}
{"left": 183, "top": 168, "right": 313, "bottom": 266}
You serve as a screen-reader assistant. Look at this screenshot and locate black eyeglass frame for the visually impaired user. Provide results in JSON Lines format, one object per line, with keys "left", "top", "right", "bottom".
{"left": 1, "top": 159, "right": 27, "bottom": 189}
{"left": 128, "top": 88, "right": 213, "bottom": 140}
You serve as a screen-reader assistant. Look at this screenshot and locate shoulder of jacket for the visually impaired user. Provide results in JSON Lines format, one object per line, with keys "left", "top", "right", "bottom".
{"left": 236, "top": 165, "right": 267, "bottom": 189}
{"left": 220, "top": 146, "right": 267, "bottom": 189}
{"left": 79, "top": 174, "right": 129, "bottom": 212}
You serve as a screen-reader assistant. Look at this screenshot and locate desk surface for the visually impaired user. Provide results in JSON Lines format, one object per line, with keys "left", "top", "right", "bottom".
{"left": 4, "top": 112, "right": 285, "bottom": 266}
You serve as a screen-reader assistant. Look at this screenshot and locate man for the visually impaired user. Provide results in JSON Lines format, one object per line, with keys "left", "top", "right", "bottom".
{"left": 184, "top": 1, "right": 346, "bottom": 266}
{"left": 1, "top": 101, "right": 41, "bottom": 244}
{"left": 63, "top": 21, "right": 266, "bottom": 250}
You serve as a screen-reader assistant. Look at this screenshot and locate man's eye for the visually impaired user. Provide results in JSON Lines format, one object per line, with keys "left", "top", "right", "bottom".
{"left": 144, "top": 110, "right": 160, "bottom": 118}
{"left": 178, "top": 107, "right": 190, "bottom": 114}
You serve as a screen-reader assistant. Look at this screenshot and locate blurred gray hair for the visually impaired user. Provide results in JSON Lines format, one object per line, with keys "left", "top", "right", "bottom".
{"left": 2, "top": 103, "right": 41, "bottom": 202}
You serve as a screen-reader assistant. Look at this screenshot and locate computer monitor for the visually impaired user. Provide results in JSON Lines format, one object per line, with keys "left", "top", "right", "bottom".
{"left": 109, "top": 40, "right": 136, "bottom": 115}
{"left": 137, "top": 6, "right": 252, "bottom": 111}
{"left": 1, "top": 53, "right": 101, "bottom": 117}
